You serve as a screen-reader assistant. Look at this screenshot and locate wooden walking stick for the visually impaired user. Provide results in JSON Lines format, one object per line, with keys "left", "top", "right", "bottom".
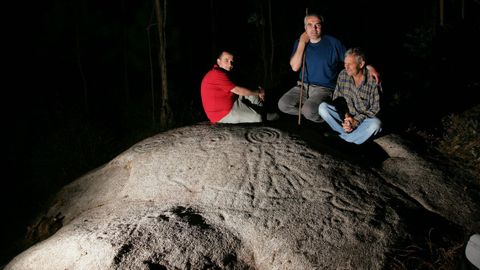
{"left": 298, "top": 8, "right": 308, "bottom": 126}
{"left": 298, "top": 51, "right": 306, "bottom": 125}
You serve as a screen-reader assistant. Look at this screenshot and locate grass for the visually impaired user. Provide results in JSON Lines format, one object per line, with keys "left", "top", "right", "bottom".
{"left": 394, "top": 105, "right": 479, "bottom": 269}
{"left": 437, "top": 105, "right": 480, "bottom": 180}
{"left": 387, "top": 228, "right": 467, "bottom": 270}
{"left": 407, "top": 104, "right": 480, "bottom": 182}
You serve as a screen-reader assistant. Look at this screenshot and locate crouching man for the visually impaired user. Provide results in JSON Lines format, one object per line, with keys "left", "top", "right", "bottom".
{"left": 318, "top": 47, "right": 382, "bottom": 144}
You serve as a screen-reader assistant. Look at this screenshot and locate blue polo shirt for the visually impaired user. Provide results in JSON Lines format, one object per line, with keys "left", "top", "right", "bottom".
{"left": 292, "top": 34, "right": 346, "bottom": 89}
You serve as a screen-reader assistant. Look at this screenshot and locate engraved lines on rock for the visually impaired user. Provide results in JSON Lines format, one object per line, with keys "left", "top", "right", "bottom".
{"left": 200, "top": 129, "right": 233, "bottom": 151}
{"left": 133, "top": 127, "right": 375, "bottom": 229}
{"left": 331, "top": 174, "right": 376, "bottom": 216}
{"left": 245, "top": 127, "right": 281, "bottom": 144}
{"left": 132, "top": 133, "right": 177, "bottom": 153}
{"left": 230, "top": 128, "right": 286, "bottom": 211}
{"left": 215, "top": 128, "right": 316, "bottom": 213}
{"left": 309, "top": 180, "right": 379, "bottom": 245}
{"left": 303, "top": 183, "right": 373, "bottom": 218}
{"left": 143, "top": 129, "right": 227, "bottom": 194}
{"left": 132, "top": 128, "right": 207, "bottom": 154}
{"left": 130, "top": 129, "right": 235, "bottom": 199}
{"left": 133, "top": 128, "right": 316, "bottom": 217}
{"left": 194, "top": 127, "right": 326, "bottom": 218}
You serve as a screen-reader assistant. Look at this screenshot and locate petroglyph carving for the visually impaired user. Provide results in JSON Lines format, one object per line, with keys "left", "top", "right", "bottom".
{"left": 246, "top": 127, "right": 281, "bottom": 144}
{"left": 132, "top": 139, "right": 164, "bottom": 153}
{"left": 132, "top": 134, "right": 179, "bottom": 153}
{"left": 201, "top": 131, "right": 232, "bottom": 150}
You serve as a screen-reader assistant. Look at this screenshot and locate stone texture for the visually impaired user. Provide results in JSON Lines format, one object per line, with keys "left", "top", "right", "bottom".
{"left": 5, "top": 124, "right": 480, "bottom": 269}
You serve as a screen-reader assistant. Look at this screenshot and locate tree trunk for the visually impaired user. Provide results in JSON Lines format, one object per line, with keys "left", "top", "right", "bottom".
{"left": 461, "top": 0, "right": 465, "bottom": 20}
{"left": 121, "top": 0, "right": 130, "bottom": 110}
{"left": 255, "top": 2, "right": 268, "bottom": 88}
{"left": 439, "top": 0, "right": 444, "bottom": 26}
{"left": 256, "top": 0, "right": 274, "bottom": 88}
{"left": 210, "top": 0, "right": 217, "bottom": 59}
{"left": 154, "top": 0, "right": 172, "bottom": 129}
{"left": 146, "top": 23, "right": 156, "bottom": 127}
{"left": 267, "top": 0, "right": 274, "bottom": 87}
{"left": 75, "top": 3, "right": 88, "bottom": 114}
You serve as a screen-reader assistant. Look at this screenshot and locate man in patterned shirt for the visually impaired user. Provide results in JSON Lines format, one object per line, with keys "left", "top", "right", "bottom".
{"left": 318, "top": 47, "right": 382, "bottom": 144}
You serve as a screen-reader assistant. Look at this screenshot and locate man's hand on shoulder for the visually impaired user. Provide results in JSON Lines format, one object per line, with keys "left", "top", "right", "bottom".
{"left": 366, "top": 65, "right": 381, "bottom": 84}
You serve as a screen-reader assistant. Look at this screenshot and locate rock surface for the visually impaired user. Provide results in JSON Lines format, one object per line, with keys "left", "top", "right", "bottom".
{"left": 5, "top": 124, "right": 480, "bottom": 269}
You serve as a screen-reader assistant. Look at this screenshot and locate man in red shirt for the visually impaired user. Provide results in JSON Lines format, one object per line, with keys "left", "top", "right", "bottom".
{"left": 201, "top": 51, "right": 266, "bottom": 123}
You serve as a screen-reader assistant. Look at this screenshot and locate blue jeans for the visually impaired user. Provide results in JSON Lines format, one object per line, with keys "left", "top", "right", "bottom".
{"left": 318, "top": 102, "right": 382, "bottom": 144}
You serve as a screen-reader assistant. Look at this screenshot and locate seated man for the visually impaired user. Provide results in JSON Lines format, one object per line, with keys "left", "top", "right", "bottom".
{"left": 201, "top": 50, "right": 266, "bottom": 124}
{"left": 278, "top": 13, "right": 379, "bottom": 123}
{"left": 318, "top": 47, "right": 382, "bottom": 144}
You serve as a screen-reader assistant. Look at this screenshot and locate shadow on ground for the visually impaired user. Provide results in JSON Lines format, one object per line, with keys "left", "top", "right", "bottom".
{"left": 267, "top": 115, "right": 390, "bottom": 167}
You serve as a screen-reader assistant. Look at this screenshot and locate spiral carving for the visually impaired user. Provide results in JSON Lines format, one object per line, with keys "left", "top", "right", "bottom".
{"left": 246, "top": 127, "right": 281, "bottom": 143}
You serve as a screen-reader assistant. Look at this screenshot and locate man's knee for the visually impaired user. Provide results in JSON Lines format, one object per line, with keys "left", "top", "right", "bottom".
{"left": 318, "top": 102, "right": 329, "bottom": 117}
{"left": 278, "top": 97, "right": 288, "bottom": 113}
{"left": 368, "top": 118, "right": 382, "bottom": 134}
{"left": 243, "top": 95, "right": 256, "bottom": 104}
{"left": 302, "top": 103, "right": 321, "bottom": 121}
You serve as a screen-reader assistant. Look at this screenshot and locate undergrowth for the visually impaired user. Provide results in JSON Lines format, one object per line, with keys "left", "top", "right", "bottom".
{"left": 387, "top": 228, "right": 466, "bottom": 270}
{"left": 408, "top": 104, "right": 480, "bottom": 181}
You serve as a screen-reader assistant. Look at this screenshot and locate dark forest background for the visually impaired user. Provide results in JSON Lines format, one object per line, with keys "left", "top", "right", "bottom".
{"left": 2, "top": 0, "right": 480, "bottom": 266}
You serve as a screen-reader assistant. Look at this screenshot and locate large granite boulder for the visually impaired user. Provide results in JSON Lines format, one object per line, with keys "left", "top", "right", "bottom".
{"left": 5, "top": 124, "right": 479, "bottom": 269}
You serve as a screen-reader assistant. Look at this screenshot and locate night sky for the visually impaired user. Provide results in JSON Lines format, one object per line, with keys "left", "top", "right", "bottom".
{"left": 3, "top": 0, "right": 480, "bottom": 265}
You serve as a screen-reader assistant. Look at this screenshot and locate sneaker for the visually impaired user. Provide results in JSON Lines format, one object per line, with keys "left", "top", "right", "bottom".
{"left": 266, "top": 112, "right": 280, "bottom": 121}
{"left": 323, "top": 129, "right": 339, "bottom": 138}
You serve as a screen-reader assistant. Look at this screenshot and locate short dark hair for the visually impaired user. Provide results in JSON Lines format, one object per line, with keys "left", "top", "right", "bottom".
{"left": 216, "top": 49, "right": 234, "bottom": 60}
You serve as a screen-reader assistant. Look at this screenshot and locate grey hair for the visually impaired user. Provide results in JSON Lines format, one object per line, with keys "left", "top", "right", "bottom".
{"left": 345, "top": 47, "right": 366, "bottom": 65}
{"left": 304, "top": 13, "right": 324, "bottom": 26}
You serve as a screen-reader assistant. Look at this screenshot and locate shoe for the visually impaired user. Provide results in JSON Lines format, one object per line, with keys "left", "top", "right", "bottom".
{"left": 266, "top": 112, "right": 280, "bottom": 121}
{"left": 323, "top": 130, "right": 339, "bottom": 138}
